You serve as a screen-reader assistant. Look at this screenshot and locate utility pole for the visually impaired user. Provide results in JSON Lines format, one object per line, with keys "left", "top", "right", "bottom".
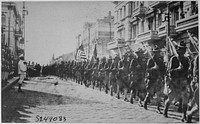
{"left": 22, "top": 1, "right": 28, "bottom": 58}
{"left": 165, "top": 3, "right": 170, "bottom": 63}
{"left": 22, "top": 1, "right": 25, "bottom": 58}
{"left": 8, "top": 2, "right": 12, "bottom": 47}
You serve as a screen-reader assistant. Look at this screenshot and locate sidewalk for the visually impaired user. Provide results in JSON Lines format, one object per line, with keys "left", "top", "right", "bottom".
{"left": 2, "top": 77, "right": 20, "bottom": 92}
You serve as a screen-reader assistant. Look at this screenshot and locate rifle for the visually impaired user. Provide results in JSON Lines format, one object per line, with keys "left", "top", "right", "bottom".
{"left": 167, "top": 37, "right": 183, "bottom": 73}
{"left": 141, "top": 42, "right": 158, "bottom": 69}
{"left": 187, "top": 30, "right": 199, "bottom": 52}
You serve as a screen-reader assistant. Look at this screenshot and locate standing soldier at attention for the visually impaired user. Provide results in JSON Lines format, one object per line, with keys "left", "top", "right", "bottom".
{"left": 164, "top": 41, "right": 190, "bottom": 122}
{"left": 17, "top": 55, "right": 27, "bottom": 93}
{"left": 143, "top": 45, "right": 165, "bottom": 114}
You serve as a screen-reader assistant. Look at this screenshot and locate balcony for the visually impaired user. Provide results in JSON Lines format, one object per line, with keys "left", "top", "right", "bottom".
{"left": 107, "top": 38, "right": 125, "bottom": 50}
{"left": 176, "top": 14, "right": 198, "bottom": 32}
{"left": 136, "top": 30, "right": 160, "bottom": 43}
{"left": 132, "top": 6, "right": 147, "bottom": 17}
{"left": 117, "top": 21, "right": 124, "bottom": 28}
{"left": 15, "top": 30, "right": 23, "bottom": 37}
{"left": 148, "top": 1, "right": 166, "bottom": 8}
{"left": 158, "top": 24, "right": 176, "bottom": 37}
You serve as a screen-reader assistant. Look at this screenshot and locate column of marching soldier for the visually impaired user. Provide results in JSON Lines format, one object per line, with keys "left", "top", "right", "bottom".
{"left": 42, "top": 41, "right": 199, "bottom": 123}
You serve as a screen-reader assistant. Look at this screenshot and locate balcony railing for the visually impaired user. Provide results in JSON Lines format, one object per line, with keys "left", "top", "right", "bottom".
{"left": 107, "top": 38, "right": 125, "bottom": 50}
{"left": 176, "top": 14, "right": 198, "bottom": 32}
{"left": 117, "top": 21, "right": 124, "bottom": 28}
{"left": 15, "top": 30, "right": 23, "bottom": 37}
{"left": 148, "top": 1, "right": 166, "bottom": 8}
{"left": 132, "top": 6, "right": 147, "bottom": 17}
{"left": 158, "top": 24, "right": 176, "bottom": 37}
{"left": 136, "top": 30, "right": 160, "bottom": 43}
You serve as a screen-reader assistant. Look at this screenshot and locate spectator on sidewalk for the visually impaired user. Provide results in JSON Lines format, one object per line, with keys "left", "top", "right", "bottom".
{"left": 17, "top": 55, "right": 27, "bottom": 92}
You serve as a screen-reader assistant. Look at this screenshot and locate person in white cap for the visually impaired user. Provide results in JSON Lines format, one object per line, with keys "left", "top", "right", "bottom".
{"left": 18, "top": 55, "right": 27, "bottom": 92}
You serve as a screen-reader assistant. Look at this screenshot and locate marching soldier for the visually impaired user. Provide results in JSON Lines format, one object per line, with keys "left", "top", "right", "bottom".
{"left": 186, "top": 55, "right": 199, "bottom": 122}
{"left": 129, "top": 48, "right": 147, "bottom": 106}
{"left": 164, "top": 41, "right": 190, "bottom": 121}
{"left": 143, "top": 45, "right": 166, "bottom": 114}
{"left": 97, "top": 57, "right": 106, "bottom": 92}
{"left": 92, "top": 58, "right": 100, "bottom": 89}
{"left": 117, "top": 53, "right": 130, "bottom": 101}
{"left": 104, "top": 56, "right": 112, "bottom": 94}
{"left": 109, "top": 55, "right": 120, "bottom": 96}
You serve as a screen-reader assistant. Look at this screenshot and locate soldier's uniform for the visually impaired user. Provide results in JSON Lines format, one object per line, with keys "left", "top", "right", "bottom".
{"left": 117, "top": 53, "right": 130, "bottom": 101}
{"left": 109, "top": 55, "right": 120, "bottom": 96}
{"left": 91, "top": 58, "right": 99, "bottom": 88}
{"left": 97, "top": 57, "right": 106, "bottom": 91}
{"left": 129, "top": 49, "right": 146, "bottom": 104}
{"left": 186, "top": 55, "right": 199, "bottom": 122}
{"left": 143, "top": 46, "right": 165, "bottom": 113}
{"left": 85, "top": 61, "right": 93, "bottom": 87}
{"left": 104, "top": 57, "right": 112, "bottom": 94}
{"left": 164, "top": 41, "right": 190, "bottom": 121}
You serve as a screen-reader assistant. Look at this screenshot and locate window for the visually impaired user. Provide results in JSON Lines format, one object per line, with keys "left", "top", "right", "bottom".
{"left": 137, "top": 1, "right": 139, "bottom": 8}
{"left": 120, "top": 9, "right": 122, "bottom": 19}
{"left": 148, "top": 17, "right": 153, "bottom": 30}
{"left": 124, "top": 6, "right": 126, "bottom": 17}
{"left": 132, "top": 2, "right": 135, "bottom": 10}
{"left": 132, "top": 25, "right": 136, "bottom": 39}
{"left": 141, "top": 21, "right": 144, "bottom": 33}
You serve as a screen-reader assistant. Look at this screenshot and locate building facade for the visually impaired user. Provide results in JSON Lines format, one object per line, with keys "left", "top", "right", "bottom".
{"left": 77, "top": 11, "right": 114, "bottom": 59}
{"left": 1, "top": 2, "right": 24, "bottom": 81}
{"left": 108, "top": 1, "right": 198, "bottom": 57}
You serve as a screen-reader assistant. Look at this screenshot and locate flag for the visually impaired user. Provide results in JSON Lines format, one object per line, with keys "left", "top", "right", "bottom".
{"left": 93, "top": 44, "right": 97, "bottom": 59}
{"left": 75, "top": 44, "right": 87, "bottom": 61}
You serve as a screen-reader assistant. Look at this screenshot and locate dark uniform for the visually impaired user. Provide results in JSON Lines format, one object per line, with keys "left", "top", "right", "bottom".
{"left": 163, "top": 41, "right": 190, "bottom": 121}
{"left": 85, "top": 61, "right": 93, "bottom": 87}
{"left": 97, "top": 57, "right": 106, "bottom": 91}
{"left": 104, "top": 57, "right": 112, "bottom": 94}
{"left": 117, "top": 53, "right": 130, "bottom": 101}
{"left": 109, "top": 55, "right": 120, "bottom": 96}
{"left": 186, "top": 55, "right": 199, "bottom": 122}
{"left": 91, "top": 58, "right": 99, "bottom": 89}
{"left": 143, "top": 46, "right": 165, "bottom": 113}
{"left": 129, "top": 49, "right": 147, "bottom": 105}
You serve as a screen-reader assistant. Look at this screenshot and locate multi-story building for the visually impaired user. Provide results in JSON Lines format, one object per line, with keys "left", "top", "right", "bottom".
{"left": 1, "top": 2, "right": 24, "bottom": 81}
{"left": 108, "top": 1, "right": 198, "bottom": 57}
{"left": 78, "top": 11, "right": 114, "bottom": 59}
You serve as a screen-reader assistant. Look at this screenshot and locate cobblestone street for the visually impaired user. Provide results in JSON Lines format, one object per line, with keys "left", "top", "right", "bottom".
{"left": 2, "top": 76, "right": 198, "bottom": 123}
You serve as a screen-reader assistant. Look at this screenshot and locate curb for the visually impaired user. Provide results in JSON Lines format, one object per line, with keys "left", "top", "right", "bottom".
{"left": 2, "top": 77, "right": 20, "bottom": 92}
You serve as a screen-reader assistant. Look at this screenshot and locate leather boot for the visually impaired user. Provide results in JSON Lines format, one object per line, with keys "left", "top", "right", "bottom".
{"left": 130, "top": 95, "right": 133, "bottom": 104}
{"left": 143, "top": 95, "right": 149, "bottom": 110}
{"left": 186, "top": 115, "right": 192, "bottom": 123}
{"left": 18, "top": 84, "right": 23, "bottom": 92}
{"left": 181, "top": 104, "right": 188, "bottom": 122}
{"left": 156, "top": 102, "right": 163, "bottom": 114}
{"left": 163, "top": 102, "right": 170, "bottom": 118}
{"left": 177, "top": 98, "right": 182, "bottom": 113}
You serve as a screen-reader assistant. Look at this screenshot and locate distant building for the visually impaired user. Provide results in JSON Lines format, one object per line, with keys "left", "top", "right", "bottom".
{"left": 78, "top": 11, "right": 114, "bottom": 59}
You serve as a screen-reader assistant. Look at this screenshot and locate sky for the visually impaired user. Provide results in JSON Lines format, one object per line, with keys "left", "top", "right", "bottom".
{"left": 15, "top": 1, "right": 115, "bottom": 65}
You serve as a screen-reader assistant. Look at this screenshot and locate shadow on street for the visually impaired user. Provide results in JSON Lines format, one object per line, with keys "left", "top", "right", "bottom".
{"left": 2, "top": 88, "right": 100, "bottom": 123}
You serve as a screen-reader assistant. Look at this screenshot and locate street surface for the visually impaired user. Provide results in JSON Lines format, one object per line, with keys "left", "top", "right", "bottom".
{"left": 2, "top": 76, "right": 199, "bottom": 123}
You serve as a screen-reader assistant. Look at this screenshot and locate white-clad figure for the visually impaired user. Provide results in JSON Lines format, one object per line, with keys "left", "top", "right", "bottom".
{"left": 18, "top": 55, "right": 27, "bottom": 92}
